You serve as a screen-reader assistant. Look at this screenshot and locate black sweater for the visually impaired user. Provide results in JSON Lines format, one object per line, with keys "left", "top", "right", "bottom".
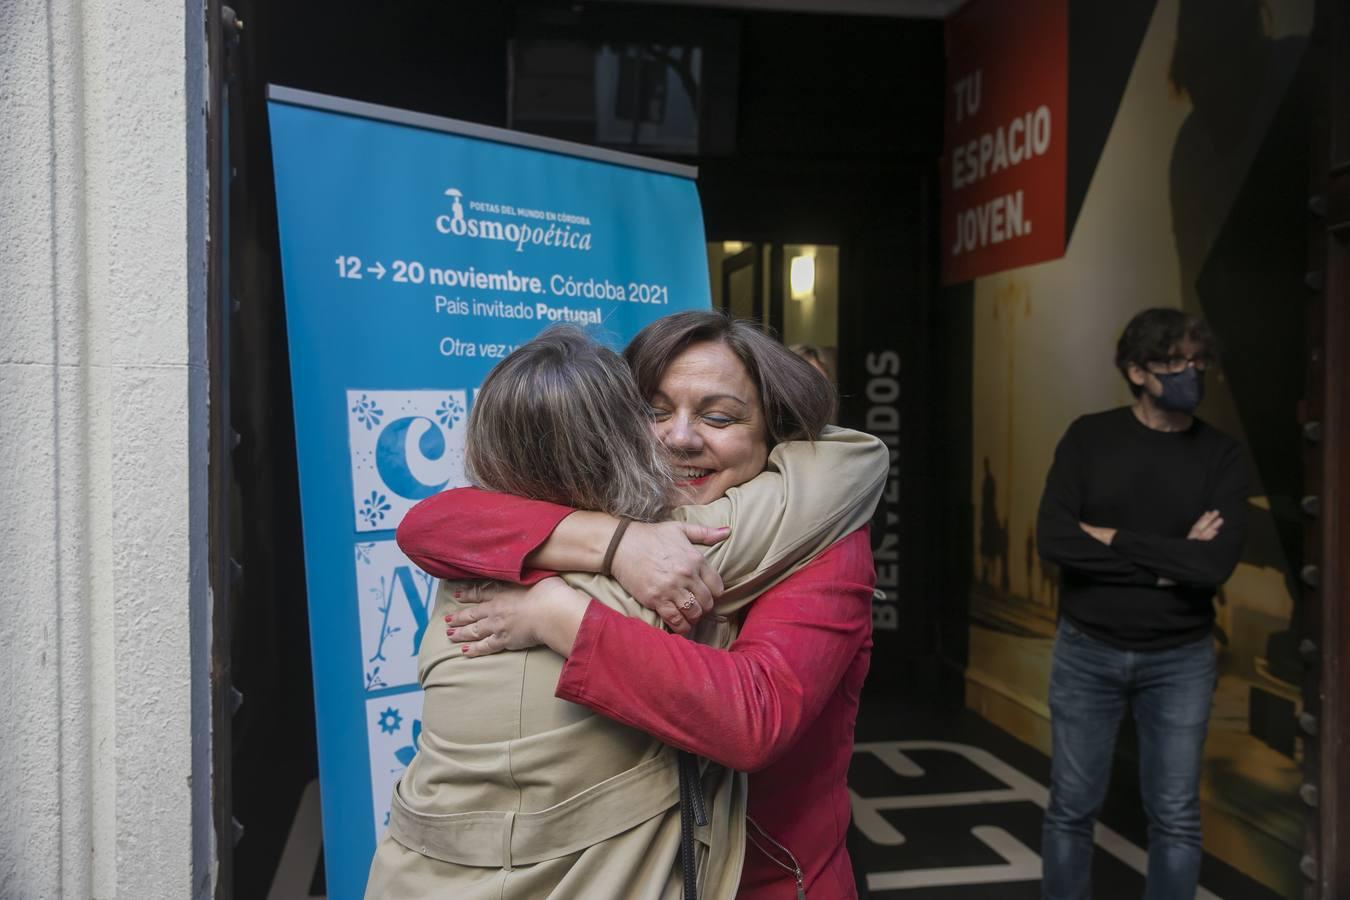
{"left": 1036, "top": 407, "right": 1251, "bottom": 649}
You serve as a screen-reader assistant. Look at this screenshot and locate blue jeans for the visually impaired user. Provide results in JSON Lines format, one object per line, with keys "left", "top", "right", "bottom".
{"left": 1041, "top": 619, "right": 1216, "bottom": 900}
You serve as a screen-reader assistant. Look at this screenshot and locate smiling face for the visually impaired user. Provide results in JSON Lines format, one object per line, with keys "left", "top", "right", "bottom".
{"left": 647, "top": 340, "right": 770, "bottom": 506}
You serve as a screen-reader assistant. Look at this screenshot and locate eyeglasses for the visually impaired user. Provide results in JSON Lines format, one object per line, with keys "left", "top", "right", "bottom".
{"left": 1146, "top": 355, "right": 1211, "bottom": 374}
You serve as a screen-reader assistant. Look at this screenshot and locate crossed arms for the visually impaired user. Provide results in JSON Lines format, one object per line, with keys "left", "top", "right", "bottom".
{"left": 1035, "top": 426, "right": 1250, "bottom": 589}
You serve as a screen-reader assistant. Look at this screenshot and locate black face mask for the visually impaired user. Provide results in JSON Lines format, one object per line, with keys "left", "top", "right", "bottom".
{"left": 1155, "top": 367, "right": 1205, "bottom": 413}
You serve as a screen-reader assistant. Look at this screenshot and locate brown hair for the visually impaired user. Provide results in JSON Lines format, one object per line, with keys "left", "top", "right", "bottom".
{"left": 623, "top": 311, "right": 835, "bottom": 446}
{"left": 465, "top": 326, "right": 671, "bottom": 521}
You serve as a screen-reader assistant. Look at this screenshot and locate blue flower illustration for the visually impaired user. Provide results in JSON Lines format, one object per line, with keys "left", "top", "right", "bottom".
{"left": 394, "top": 720, "right": 423, "bottom": 767}
{"left": 360, "top": 491, "right": 392, "bottom": 527}
{"left": 378, "top": 706, "right": 403, "bottom": 735}
{"left": 352, "top": 394, "right": 384, "bottom": 431}
{"left": 436, "top": 395, "right": 465, "bottom": 429}
{"left": 355, "top": 542, "right": 375, "bottom": 565}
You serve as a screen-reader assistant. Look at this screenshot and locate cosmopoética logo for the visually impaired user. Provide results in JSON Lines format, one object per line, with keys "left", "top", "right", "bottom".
{"left": 434, "top": 188, "right": 593, "bottom": 252}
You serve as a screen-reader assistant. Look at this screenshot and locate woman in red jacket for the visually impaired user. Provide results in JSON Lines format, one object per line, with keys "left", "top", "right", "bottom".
{"left": 399, "top": 311, "right": 877, "bottom": 899}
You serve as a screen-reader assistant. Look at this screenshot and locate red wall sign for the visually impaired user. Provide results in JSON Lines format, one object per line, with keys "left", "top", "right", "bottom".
{"left": 941, "top": 0, "right": 1067, "bottom": 285}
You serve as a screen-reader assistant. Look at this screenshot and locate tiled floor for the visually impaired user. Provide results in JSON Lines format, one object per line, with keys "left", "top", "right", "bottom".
{"left": 847, "top": 699, "right": 1287, "bottom": 899}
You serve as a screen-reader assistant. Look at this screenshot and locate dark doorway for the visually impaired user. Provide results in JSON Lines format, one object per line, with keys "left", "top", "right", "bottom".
{"left": 223, "top": 3, "right": 945, "bottom": 896}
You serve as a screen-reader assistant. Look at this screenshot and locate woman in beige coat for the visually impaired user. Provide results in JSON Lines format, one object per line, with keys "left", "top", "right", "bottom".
{"left": 365, "top": 326, "right": 886, "bottom": 900}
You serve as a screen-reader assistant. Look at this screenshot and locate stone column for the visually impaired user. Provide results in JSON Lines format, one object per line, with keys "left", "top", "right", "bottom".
{"left": 0, "top": 0, "right": 212, "bottom": 896}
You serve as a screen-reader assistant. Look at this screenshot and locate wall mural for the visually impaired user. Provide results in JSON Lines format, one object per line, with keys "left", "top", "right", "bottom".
{"left": 952, "top": 0, "right": 1313, "bottom": 894}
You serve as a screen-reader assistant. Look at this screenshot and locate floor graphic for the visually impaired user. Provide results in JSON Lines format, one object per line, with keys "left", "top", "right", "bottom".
{"left": 850, "top": 741, "right": 1221, "bottom": 897}
{"left": 847, "top": 703, "right": 1283, "bottom": 900}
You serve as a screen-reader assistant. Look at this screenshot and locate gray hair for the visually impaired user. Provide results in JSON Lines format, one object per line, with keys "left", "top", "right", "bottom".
{"left": 465, "top": 326, "right": 672, "bottom": 522}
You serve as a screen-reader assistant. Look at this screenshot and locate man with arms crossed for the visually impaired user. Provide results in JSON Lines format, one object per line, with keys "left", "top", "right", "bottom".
{"left": 1037, "top": 308, "right": 1250, "bottom": 900}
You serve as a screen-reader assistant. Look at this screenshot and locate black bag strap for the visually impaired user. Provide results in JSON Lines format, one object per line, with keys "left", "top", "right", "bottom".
{"left": 677, "top": 750, "right": 709, "bottom": 900}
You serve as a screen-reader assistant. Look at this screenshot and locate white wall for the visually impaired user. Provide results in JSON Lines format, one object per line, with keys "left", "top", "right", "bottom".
{"left": 0, "top": 0, "right": 212, "bottom": 896}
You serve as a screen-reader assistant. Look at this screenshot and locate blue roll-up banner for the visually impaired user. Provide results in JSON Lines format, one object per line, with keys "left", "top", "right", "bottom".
{"left": 267, "top": 86, "right": 711, "bottom": 896}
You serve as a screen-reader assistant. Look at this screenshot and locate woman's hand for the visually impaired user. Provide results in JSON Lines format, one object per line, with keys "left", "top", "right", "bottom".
{"left": 446, "top": 577, "right": 590, "bottom": 657}
{"left": 610, "top": 521, "right": 729, "bottom": 634}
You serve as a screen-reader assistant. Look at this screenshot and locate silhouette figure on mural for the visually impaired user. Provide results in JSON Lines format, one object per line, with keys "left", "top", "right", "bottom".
{"left": 999, "top": 518, "right": 1010, "bottom": 594}
{"left": 1026, "top": 526, "right": 1038, "bottom": 604}
{"left": 1169, "top": 0, "right": 1309, "bottom": 687}
{"left": 979, "top": 457, "right": 1009, "bottom": 590}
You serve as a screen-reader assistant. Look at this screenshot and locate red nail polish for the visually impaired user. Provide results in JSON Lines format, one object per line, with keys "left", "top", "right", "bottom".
{"left": 444, "top": 614, "right": 452, "bottom": 622}
{"left": 453, "top": 591, "right": 462, "bottom": 598}
{"left": 460, "top": 645, "right": 468, "bottom": 653}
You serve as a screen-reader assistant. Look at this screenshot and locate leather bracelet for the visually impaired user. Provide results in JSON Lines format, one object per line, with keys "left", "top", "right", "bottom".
{"left": 600, "top": 517, "right": 633, "bottom": 578}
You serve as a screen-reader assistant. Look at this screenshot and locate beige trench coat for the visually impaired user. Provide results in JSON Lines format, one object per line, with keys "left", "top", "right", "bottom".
{"left": 365, "top": 427, "right": 888, "bottom": 900}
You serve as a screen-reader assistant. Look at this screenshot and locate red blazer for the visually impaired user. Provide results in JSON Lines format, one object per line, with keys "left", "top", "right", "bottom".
{"left": 398, "top": 488, "right": 875, "bottom": 899}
